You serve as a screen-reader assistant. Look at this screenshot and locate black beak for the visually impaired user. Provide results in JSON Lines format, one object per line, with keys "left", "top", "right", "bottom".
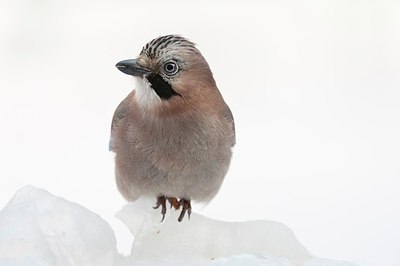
{"left": 115, "top": 59, "right": 151, "bottom": 77}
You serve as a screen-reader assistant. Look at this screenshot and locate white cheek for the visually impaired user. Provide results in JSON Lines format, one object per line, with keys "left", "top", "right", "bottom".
{"left": 135, "top": 78, "right": 162, "bottom": 108}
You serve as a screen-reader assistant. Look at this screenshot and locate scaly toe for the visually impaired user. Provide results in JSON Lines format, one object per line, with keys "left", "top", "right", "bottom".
{"left": 177, "top": 199, "right": 191, "bottom": 222}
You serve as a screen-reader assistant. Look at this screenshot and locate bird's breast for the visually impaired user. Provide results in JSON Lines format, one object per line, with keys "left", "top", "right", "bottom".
{"left": 129, "top": 114, "right": 230, "bottom": 173}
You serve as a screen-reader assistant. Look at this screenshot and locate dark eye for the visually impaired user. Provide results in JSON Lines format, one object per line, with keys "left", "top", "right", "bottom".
{"left": 164, "top": 61, "right": 179, "bottom": 76}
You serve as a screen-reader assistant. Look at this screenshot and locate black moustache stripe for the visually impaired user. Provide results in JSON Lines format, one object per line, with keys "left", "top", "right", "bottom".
{"left": 147, "top": 73, "right": 181, "bottom": 100}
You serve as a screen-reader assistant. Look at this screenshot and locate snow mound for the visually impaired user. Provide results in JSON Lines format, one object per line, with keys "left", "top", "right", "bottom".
{"left": 0, "top": 186, "right": 120, "bottom": 266}
{"left": 117, "top": 199, "right": 312, "bottom": 264}
{"left": 0, "top": 186, "right": 364, "bottom": 266}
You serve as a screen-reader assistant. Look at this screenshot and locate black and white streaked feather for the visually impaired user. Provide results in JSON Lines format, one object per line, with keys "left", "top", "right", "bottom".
{"left": 141, "top": 35, "right": 198, "bottom": 59}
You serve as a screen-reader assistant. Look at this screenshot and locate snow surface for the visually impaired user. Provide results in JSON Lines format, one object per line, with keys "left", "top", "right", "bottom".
{"left": 0, "top": 186, "right": 120, "bottom": 266}
{"left": 0, "top": 186, "right": 365, "bottom": 266}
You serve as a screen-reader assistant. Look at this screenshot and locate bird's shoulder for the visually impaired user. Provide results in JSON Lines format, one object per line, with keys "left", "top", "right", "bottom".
{"left": 112, "top": 91, "right": 135, "bottom": 127}
{"left": 109, "top": 91, "right": 135, "bottom": 151}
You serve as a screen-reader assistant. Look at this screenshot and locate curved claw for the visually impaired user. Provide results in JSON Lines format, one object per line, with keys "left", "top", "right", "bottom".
{"left": 153, "top": 196, "right": 167, "bottom": 222}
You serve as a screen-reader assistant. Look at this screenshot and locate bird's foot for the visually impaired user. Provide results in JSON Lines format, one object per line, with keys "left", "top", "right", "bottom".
{"left": 153, "top": 195, "right": 167, "bottom": 222}
{"left": 167, "top": 197, "right": 180, "bottom": 210}
{"left": 153, "top": 196, "right": 191, "bottom": 222}
{"left": 177, "top": 199, "right": 191, "bottom": 222}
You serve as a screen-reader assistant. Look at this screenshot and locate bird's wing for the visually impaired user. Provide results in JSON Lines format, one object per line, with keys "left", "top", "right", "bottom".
{"left": 109, "top": 91, "right": 134, "bottom": 151}
{"left": 223, "top": 105, "right": 236, "bottom": 147}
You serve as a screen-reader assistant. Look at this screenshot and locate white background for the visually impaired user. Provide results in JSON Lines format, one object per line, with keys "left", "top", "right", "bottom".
{"left": 1, "top": 1, "right": 399, "bottom": 265}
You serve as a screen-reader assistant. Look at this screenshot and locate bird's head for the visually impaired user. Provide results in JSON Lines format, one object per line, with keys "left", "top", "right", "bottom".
{"left": 116, "top": 35, "right": 218, "bottom": 113}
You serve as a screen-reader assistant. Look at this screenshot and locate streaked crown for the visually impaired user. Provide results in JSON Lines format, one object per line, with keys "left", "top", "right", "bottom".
{"left": 140, "top": 35, "right": 199, "bottom": 59}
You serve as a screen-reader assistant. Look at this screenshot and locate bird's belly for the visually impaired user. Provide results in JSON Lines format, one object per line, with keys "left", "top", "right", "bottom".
{"left": 115, "top": 134, "right": 232, "bottom": 202}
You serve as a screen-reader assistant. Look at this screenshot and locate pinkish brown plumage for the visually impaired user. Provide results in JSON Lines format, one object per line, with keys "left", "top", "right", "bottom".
{"left": 110, "top": 35, "right": 235, "bottom": 222}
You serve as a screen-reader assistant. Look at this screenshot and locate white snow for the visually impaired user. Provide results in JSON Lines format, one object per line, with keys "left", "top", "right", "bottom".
{"left": 0, "top": 186, "right": 120, "bottom": 266}
{"left": 116, "top": 199, "right": 311, "bottom": 264}
{"left": 0, "top": 186, "right": 366, "bottom": 266}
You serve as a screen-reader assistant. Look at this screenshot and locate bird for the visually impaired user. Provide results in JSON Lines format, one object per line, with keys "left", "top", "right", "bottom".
{"left": 110, "top": 35, "right": 235, "bottom": 222}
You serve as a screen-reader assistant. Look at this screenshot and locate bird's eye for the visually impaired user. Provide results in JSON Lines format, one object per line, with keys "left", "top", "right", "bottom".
{"left": 164, "top": 61, "right": 179, "bottom": 76}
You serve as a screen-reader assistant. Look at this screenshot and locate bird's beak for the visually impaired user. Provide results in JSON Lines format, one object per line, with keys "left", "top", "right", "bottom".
{"left": 115, "top": 59, "right": 151, "bottom": 77}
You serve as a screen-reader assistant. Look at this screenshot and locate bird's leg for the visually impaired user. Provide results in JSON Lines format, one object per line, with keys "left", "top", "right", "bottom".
{"left": 153, "top": 195, "right": 167, "bottom": 222}
{"left": 167, "top": 197, "right": 180, "bottom": 210}
{"left": 177, "top": 199, "right": 191, "bottom": 222}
